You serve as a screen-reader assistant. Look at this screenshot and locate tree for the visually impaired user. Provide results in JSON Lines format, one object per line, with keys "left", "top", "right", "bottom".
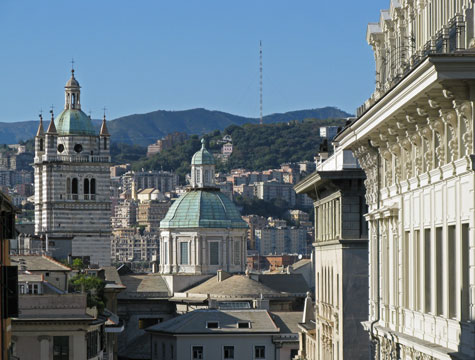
{"left": 69, "top": 274, "right": 106, "bottom": 313}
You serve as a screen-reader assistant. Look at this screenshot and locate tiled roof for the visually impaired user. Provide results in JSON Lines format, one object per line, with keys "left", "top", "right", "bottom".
{"left": 11, "top": 255, "right": 71, "bottom": 272}
{"left": 160, "top": 189, "right": 248, "bottom": 229}
{"left": 118, "top": 274, "right": 170, "bottom": 299}
{"left": 147, "top": 309, "right": 280, "bottom": 334}
{"left": 258, "top": 274, "right": 308, "bottom": 295}
{"left": 270, "top": 312, "right": 302, "bottom": 334}
{"left": 186, "top": 275, "right": 281, "bottom": 298}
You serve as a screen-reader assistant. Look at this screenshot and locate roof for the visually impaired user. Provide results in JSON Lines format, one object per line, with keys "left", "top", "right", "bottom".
{"left": 191, "top": 139, "right": 215, "bottom": 165}
{"left": 11, "top": 255, "right": 71, "bottom": 272}
{"left": 186, "top": 275, "right": 281, "bottom": 298}
{"left": 65, "top": 71, "right": 80, "bottom": 88}
{"left": 103, "top": 266, "right": 126, "bottom": 290}
{"left": 258, "top": 274, "right": 308, "bottom": 295}
{"left": 270, "top": 312, "right": 302, "bottom": 334}
{"left": 54, "top": 108, "right": 96, "bottom": 136}
{"left": 160, "top": 189, "right": 248, "bottom": 229}
{"left": 294, "top": 169, "right": 365, "bottom": 196}
{"left": 147, "top": 309, "right": 280, "bottom": 334}
{"left": 118, "top": 274, "right": 170, "bottom": 299}
{"left": 291, "top": 258, "right": 312, "bottom": 270}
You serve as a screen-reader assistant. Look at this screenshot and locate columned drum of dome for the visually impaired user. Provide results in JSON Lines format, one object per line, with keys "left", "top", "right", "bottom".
{"left": 159, "top": 140, "right": 248, "bottom": 275}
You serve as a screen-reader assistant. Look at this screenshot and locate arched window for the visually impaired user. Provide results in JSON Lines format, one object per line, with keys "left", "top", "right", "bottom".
{"left": 84, "top": 179, "right": 90, "bottom": 200}
{"left": 103, "top": 138, "right": 107, "bottom": 150}
{"left": 72, "top": 178, "right": 78, "bottom": 200}
{"left": 91, "top": 178, "right": 96, "bottom": 195}
{"left": 204, "top": 170, "right": 209, "bottom": 184}
{"left": 196, "top": 169, "right": 201, "bottom": 184}
{"left": 39, "top": 138, "right": 44, "bottom": 152}
{"left": 66, "top": 178, "right": 71, "bottom": 194}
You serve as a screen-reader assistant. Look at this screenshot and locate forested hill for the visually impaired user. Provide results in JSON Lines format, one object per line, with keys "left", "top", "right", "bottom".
{"left": 0, "top": 107, "right": 351, "bottom": 146}
{"left": 132, "top": 117, "right": 347, "bottom": 182}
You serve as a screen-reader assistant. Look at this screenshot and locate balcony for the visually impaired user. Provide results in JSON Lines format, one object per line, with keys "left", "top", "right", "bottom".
{"left": 41, "top": 154, "right": 111, "bottom": 163}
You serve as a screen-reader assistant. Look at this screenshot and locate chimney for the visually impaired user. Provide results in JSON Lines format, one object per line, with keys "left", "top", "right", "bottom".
{"left": 217, "top": 270, "right": 231, "bottom": 282}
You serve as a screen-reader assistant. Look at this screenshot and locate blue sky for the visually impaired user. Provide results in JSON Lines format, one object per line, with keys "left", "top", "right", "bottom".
{"left": 0, "top": 0, "right": 384, "bottom": 122}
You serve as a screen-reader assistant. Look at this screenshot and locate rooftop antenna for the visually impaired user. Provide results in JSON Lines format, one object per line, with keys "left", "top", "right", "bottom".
{"left": 259, "top": 40, "right": 263, "bottom": 125}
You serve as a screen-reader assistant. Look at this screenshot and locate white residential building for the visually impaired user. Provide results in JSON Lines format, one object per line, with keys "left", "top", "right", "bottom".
{"left": 334, "top": 1, "right": 475, "bottom": 358}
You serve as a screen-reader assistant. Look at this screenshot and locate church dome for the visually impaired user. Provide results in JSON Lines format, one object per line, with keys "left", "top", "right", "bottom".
{"left": 54, "top": 109, "right": 96, "bottom": 136}
{"left": 191, "top": 139, "right": 215, "bottom": 165}
{"left": 160, "top": 189, "right": 248, "bottom": 229}
{"left": 65, "top": 76, "right": 80, "bottom": 88}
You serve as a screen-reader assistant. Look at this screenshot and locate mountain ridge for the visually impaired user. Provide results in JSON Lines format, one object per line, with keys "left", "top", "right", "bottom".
{"left": 1, "top": 106, "right": 352, "bottom": 146}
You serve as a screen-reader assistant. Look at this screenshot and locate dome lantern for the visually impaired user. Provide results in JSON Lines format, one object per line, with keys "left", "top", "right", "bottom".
{"left": 191, "top": 138, "right": 216, "bottom": 188}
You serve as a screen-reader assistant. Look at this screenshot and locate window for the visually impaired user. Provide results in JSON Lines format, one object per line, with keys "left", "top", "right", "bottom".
{"left": 435, "top": 227, "right": 443, "bottom": 315}
{"left": 192, "top": 346, "right": 203, "bottom": 360}
{"left": 91, "top": 178, "right": 96, "bottom": 194}
{"left": 74, "top": 143, "right": 82, "bottom": 153}
{"left": 53, "top": 336, "right": 69, "bottom": 360}
{"left": 57, "top": 144, "right": 64, "bottom": 153}
{"left": 84, "top": 179, "right": 89, "bottom": 194}
{"left": 424, "top": 228, "right": 431, "bottom": 313}
{"left": 86, "top": 331, "right": 98, "bottom": 359}
{"left": 209, "top": 242, "right": 219, "bottom": 265}
{"left": 104, "top": 138, "right": 108, "bottom": 150}
{"left": 223, "top": 346, "right": 234, "bottom": 359}
{"left": 180, "top": 242, "right": 189, "bottom": 265}
{"left": 234, "top": 240, "right": 240, "bottom": 265}
{"left": 72, "top": 178, "right": 78, "bottom": 199}
{"left": 206, "top": 321, "right": 219, "bottom": 328}
{"left": 162, "top": 343, "right": 166, "bottom": 359}
{"left": 237, "top": 322, "right": 250, "bottom": 329}
{"left": 196, "top": 169, "right": 201, "bottom": 183}
{"left": 254, "top": 345, "right": 265, "bottom": 359}
{"left": 462, "top": 223, "right": 470, "bottom": 320}
{"left": 448, "top": 225, "right": 456, "bottom": 318}
{"left": 39, "top": 138, "right": 44, "bottom": 152}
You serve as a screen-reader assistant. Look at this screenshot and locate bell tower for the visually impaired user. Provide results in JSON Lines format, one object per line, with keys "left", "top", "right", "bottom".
{"left": 34, "top": 69, "right": 111, "bottom": 266}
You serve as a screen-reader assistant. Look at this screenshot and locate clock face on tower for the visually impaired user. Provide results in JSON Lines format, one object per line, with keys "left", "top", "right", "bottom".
{"left": 74, "top": 144, "right": 83, "bottom": 153}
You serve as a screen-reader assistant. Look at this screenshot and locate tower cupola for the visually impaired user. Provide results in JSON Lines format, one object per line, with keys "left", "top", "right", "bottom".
{"left": 65, "top": 69, "right": 81, "bottom": 110}
{"left": 190, "top": 139, "right": 215, "bottom": 188}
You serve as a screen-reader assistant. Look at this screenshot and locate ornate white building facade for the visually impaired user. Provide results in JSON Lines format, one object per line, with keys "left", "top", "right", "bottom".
{"left": 335, "top": 1, "right": 475, "bottom": 359}
{"left": 34, "top": 70, "right": 112, "bottom": 266}
{"left": 159, "top": 140, "right": 248, "bottom": 275}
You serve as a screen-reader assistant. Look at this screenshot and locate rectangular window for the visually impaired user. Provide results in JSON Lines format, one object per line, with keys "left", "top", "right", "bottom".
{"left": 206, "top": 321, "right": 219, "bottom": 328}
{"left": 209, "top": 242, "right": 219, "bottom": 265}
{"left": 448, "top": 225, "right": 456, "bottom": 318}
{"left": 53, "top": 336, "right": 69, "bottom": 360}
{"left": 414, "top": 230, "right": 421, "bottom": 311}
{"left": 192, "top": 346, "right": 203, "bottom": 360}
{"left": 254, "top": 345, "right": 265, "bottom": 359}
{"left": 462, "top": 223, "right": 469, "bottom": 320}
{"left": 180, "top": 242, "right": 189, "bottom": 265}
{"left": 435, "top": 227, "right": 443, "bottom": 315}
{"left": 404, "top": 231, "right": 410, "bottom": 308}
{"left": 223, "top": 346, "right": 234, "bottom": 359}
{"left": 164, "top": 241, "right": 168, "bottom": 265}
{"left": 234, "top": 240, "right": 241, "bottom": 265}
{"left": 237, "top": 322, "right": 250, "bottom": 328}
{"left": 424, "top": 228, "right": 432, "bottom": 313}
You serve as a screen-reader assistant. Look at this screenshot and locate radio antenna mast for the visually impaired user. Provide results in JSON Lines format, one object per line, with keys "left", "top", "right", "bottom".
{"left": 259, "top": 40, "right": 263, "bottom": 125}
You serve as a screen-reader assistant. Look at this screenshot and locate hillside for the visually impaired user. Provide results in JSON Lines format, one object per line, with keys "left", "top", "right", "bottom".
{"left": 132, "top": 117, "right": 346, "bottom": 182}
{"left": 0, "top": 107, "right": 352, "bottom": 146}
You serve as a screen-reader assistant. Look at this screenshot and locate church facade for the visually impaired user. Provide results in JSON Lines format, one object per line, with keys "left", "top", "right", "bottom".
{"left": 34, "top": 70, "right": 112, "bottom": 266}
{"left": 159, "top": 139, "right": 248, "bottom": 275}
{"left": 335, "top": 1, "right": 475, "bottom": 359}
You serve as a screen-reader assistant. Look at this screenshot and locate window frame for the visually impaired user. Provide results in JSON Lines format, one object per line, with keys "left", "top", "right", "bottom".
{"left": 191, "top": 345, "right": 204, "bottom": 360}
{"left": 209, "top": 241, "right": 220, "bottom": 265}
{"left": 223, "top": 345, "right": 234, "bottom": 359}
{"left": 254, "top": 345, "right": 266, "bottom": 359}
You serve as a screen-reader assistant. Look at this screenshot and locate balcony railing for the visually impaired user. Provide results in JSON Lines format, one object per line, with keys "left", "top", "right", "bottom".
{"left": 42, "top": 154, "right": 111, "bottom": 163}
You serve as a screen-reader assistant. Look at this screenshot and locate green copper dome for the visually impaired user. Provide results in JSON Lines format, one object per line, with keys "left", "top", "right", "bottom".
{"left": 191, "top": 139, "right": 215, "bottom": 165}
{"left": 160, "top": 190, "right": 248, "bottom": 229}
{"left": 54, "top": 109, "right": 96, "bottom": 136}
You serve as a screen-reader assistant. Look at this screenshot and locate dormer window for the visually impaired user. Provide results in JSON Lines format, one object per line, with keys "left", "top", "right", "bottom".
{"left": 206, "top": 321, "right": 219, "bottom": 329}
{"left": 237, "top": 321, "right": 250, "bottom": 329}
